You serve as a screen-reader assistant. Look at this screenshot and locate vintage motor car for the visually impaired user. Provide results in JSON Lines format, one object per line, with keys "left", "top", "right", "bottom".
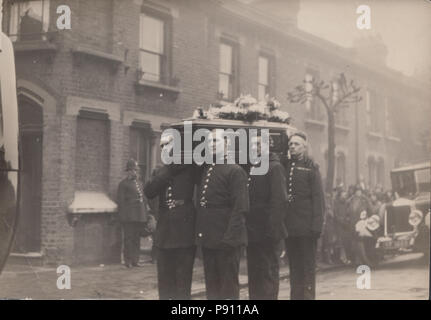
{"left": 376, "top": 161, "right": 430, "bottom": 259}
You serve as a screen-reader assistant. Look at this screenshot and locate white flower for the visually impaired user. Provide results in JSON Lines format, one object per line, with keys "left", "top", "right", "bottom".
{"left": 219, "top": 104, "right": 236, "bottom": 114}
{"left": 234, "top": 94, "right": 258, "bottom": 108}
{"left": 207, "top": 106, "right": 221, "bottom": 119}
{"left": 271, "top": 109, "right": 290, "bottom": 121}
{"left": 192, "top": 109, "right": 201, "bottom": 119}
{"left": 248, "top": 103, "right": 266, "bottom": 114}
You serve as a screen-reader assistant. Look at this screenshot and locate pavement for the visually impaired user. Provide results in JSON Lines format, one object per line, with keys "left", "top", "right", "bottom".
{"left": 0, "top": 252, "right": 347, "bottom": 300}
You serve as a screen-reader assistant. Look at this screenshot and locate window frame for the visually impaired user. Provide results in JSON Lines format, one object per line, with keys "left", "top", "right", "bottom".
{"left": 257, "top": 52, "right": 275, "bottom": 100}
{"left": 129, "top": 124, "right": 152, "bottom": 182}
{"left": 139, "top": 6, "right": 173, "bottom": 85}
{"left": 305, "top": 67, "right": 324, "bottom": 121}
{"left": 8, "top": 0, "right": 51, "bottom": 42}
{"left": 218, "top": 38, "right": 239, "bottom": 102}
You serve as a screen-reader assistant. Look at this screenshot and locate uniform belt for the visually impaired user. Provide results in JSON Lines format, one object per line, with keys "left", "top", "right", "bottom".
{"left": 162, "top": 199, "right": 192, "bottom": 209}
{"left": 199, "top": 202, "right": 230, "bottom": 209}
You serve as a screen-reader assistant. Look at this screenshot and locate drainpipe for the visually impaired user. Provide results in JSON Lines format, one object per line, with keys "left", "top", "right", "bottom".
{"left": 355, "top": 99, "right": 359, "bottom": 183}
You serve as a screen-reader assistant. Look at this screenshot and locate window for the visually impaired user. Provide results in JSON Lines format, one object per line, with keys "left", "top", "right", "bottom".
{"left": 9, "top": 0, "right": 50, "bottom": 42}
{"left": 139, "top": 13, "right": 167, "bottom": 83}
{"left": 130, "top": 126, "right": 151, "bottom": 182}
{"left": 336, "top": 152, "right": 346, "bottom": 186}
{"left": 385, "top": 98, "right": 397, "bottom": 137}
{"left": 377, "top": 158, "right": 385, "bottom": 188}
{"left": 335, "top": 104, "right": 348, "bottom": 126}
{"left": 305, "top": 68, "right": 324, "bottom": 121}
{"left": 258, "top": 56, "right": 269, "bottom": 100}
{"left": 218, "top": 41, "right": 238, "bottom": 101}
{"left": 368, "top": 156, "right": 377, "bottom": 188}
{"left": 0, "top": 81, "right": 3, "bottom": 143}
{"left": 366, "top": 89, "right": 383, "bottom": 133}
{"left": 75, "top": 114, "right": 110, "bottom": 192}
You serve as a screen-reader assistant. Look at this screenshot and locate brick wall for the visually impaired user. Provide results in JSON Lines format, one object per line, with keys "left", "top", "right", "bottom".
{"left": 75, "top": 117, "right": 110, "bottom": 193}
{"left": 7, "top": 0, "right": 430, "bottom": 264}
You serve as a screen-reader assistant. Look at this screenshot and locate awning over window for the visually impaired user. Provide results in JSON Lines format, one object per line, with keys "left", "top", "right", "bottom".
{"left": 68, "top": 191, "right": 117, "bottom": 214}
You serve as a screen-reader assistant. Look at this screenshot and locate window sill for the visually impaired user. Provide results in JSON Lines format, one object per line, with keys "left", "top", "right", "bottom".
{"left": 135, "top": 79, "right": 182, "bottom": 100}
{"left": 72, "top": 45, "right": 123, "bottom": 65}
{"left": 386, "top": 135, "right": 401, "bottom": 142}
{"left": 67, "top": 191, "right": 117, "bottom": 214}
{"left": 367, "top": 131, "right": 384, "bottom": 139}
{"left": 304, "top": 119, "right": 326, "bottom": 129}
{"left": 13, "top": 39, "right": 58, "bottom": 53}
{"left": 335, "top": 124, "right": 350, "bottom": 132}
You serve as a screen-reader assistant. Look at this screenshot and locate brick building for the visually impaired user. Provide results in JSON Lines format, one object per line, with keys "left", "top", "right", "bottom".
{"left": 2, "top": 0, "right": 429, "bottom": 265}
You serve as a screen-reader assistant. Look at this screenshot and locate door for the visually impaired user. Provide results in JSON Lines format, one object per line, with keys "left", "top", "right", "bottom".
{"left": 14, "top": 97, "right": 43, "bottom": 253}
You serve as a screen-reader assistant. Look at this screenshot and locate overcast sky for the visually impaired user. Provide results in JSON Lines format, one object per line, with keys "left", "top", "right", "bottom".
{"left": 296, "top": 0, "right": 431, "bottom": 77}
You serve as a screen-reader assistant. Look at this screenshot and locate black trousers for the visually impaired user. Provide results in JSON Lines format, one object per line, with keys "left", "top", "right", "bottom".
{"left": 247, "top": 241, "right": 281, "bottom": 300}
{"left": 202, "top": 247, "right": 241, "bottom": 300}
{"left": 285, "top": 236, "right": 317, "bottom": 300}
{"left": 157, "top": 246, "right": 196, "bottom": 300}
{"left": 122, "top": 222, "right": 141, "bottom": 265}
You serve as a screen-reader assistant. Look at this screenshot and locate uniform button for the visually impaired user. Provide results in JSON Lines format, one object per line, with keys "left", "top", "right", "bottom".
{"left": 198, "top": 233, "right": 203, "bottom": 237}
{"left": 201, "top": 197, "right": 205, "bottom": 200}
{"left": 207, "top": 173, "right": 211, "bottom": 177}
{"left": 289, "top": 188, "right": 292, "bottom": 192}
{"left": 168, "top": 186, "right": 172, "bottom": 190}
{"left": 205, "top": 179, "right": 209, "bottom": 183}
{"left": 202, "top": 190, "right": 206, "bottom": 194}
{"left": 204, "top": 185, "right": 208, "bottom": 189}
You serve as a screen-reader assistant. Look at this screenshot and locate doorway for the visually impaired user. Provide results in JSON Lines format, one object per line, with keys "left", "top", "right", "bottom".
{"left": 14, "top": 96, "right": 43, "bottom": 253}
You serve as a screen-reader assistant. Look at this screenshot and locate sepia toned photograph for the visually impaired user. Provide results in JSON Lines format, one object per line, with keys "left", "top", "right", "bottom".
{"left": 0, "top": 0, "right": 430, "bottom": 302}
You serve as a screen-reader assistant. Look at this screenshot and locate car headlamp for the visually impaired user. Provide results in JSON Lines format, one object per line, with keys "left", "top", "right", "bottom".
{"left": 425, "top": 211, "right": 430, "bottom": 228}
{"left": 366, "top": 214, "right": 380, "bottom": 231}
{"left": 408, "top": 209, "right": 423, "bottom": 227}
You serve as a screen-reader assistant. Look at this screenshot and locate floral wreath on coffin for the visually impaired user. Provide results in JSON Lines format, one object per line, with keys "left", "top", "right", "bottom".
{"left": 192, "top": 94, "right": 291, "bottom": 124}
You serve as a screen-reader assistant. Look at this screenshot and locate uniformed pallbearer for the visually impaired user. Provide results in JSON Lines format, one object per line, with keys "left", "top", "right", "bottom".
{"left": 144, "top": 133, "right": 197, "bottom": 300}
{"left": 246, "top": 135, "right": 288, "bottom": 300}
{"left": 117, "top": 159, "right": 149, "bottom": 268}
{"left": 196, "top": 129, "right": 249, "bottom": 300}
{"left": 284, "top": 132, "right": 325, "bottom": 300}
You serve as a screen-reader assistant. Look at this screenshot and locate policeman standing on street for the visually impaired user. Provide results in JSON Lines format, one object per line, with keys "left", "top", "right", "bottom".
{"left": 246, "top": 135, "right": 288, "bottom": 300}
{"left": 196, "top": 129, "right": 249, "bottom": 300}
{"left": 117, "top": 159, "right": 149, "bottom": 268}
{"left": 144, "top": 132, "right": 198, "bottom": 300}
{"left": 284, "top": 132, "right": 325, "bottom": 300}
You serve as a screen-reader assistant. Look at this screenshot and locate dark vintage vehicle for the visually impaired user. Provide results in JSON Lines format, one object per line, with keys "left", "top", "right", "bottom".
{"left": 375, "top": 162, "right": 430, "bottom": 259}
{"left": 0, "top": 32, "right": 20, "bottom": 275}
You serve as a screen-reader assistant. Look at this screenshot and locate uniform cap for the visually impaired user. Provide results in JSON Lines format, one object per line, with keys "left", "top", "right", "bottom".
{"left": 126, "top": 159, "right": 138, "bottom": 171}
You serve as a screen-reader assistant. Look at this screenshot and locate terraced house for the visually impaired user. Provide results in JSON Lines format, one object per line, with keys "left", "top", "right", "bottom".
{"left": 2, "top": 0, "right": 429, "bottom": 265}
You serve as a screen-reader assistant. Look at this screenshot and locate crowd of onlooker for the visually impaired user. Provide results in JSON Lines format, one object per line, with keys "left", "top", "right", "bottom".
{"left": 317, "top": 183, "right": 395, "bottom": 266}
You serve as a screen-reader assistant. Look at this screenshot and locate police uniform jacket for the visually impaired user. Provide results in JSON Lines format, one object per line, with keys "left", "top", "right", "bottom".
{"left": 117, "top": 176, "right": 148, "bottom": 223}
{"left": 196, "top": 163, "right": 249, "bottom": 249}
{"left": 284, "top": 157, "right": 325, "bottom": 237}
{"left": 247, "top": 153, "right": 288, "bottom": 243}
{"left": 144, "top": 165, "right": 197, "bottom": 249}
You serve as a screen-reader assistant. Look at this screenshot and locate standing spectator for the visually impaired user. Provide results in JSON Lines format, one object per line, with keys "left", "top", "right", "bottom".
{"left": 320, "top": 192, "right": 336, "bottom": 264}
{"left": 117, "top": 159, "right": 149, "bottom": 268}
{"left": 196, "top": 129, "right": 249, "bottom": 300}
{"left": 246, "top": 135, "right": 288, "bottom": 300}
{"left": 334, "top": 189, "right": 353, "bottom": 264}
{"left": 369, "top": 192, "right": 382, "bottom": 216}
{"left": 347, "top": 185, "right": 372, "bottom": 265}
{"left": 283, "top": 132, "right": 325, "bottom": 300}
